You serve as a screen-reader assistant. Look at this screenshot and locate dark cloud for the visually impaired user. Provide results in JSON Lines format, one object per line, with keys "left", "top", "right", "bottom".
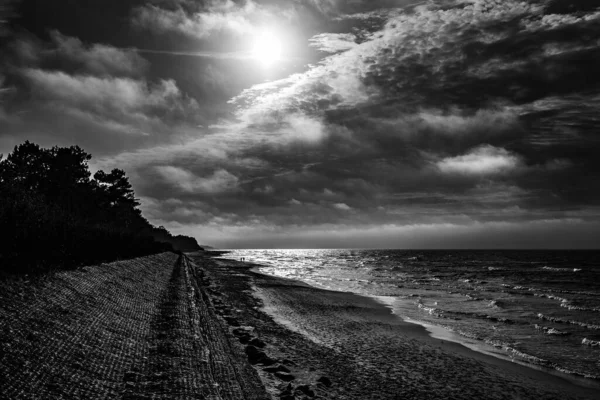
{"left": 0, "top": 27, "right": 201, "bottom": 155}
{"left": 2, "top": 0, "right": 600, "bottom": 247}
{"left": 47, "top": 31, "right": 149, "bottom": 77}
{"left": 131, "top": 0, "right": 296, "bottom": 45}
{"left": 309, "top": 32, "right": 357, "bottom": 53}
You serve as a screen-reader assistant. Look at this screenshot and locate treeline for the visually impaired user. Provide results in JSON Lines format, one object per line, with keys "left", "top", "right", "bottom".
{"left": 0, "top": 141, "right": 202, "bottom": 275}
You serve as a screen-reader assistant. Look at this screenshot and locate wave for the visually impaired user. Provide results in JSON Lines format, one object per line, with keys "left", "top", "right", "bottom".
{"left": 437, "top": 324, "right": 600, "bottom": 379}
{"left": 582, "top": 338, "right": 600, "bottom": 347}
{"left": 537, "top": 313, "right": 600, "bottom": 330}
{"left": 534, "top": 324, "right": 570, "bottom": 336}
{"left": 542, "top": 266, "right": 582, "bottom": 272}
{"left": 503, "top": 284, "right": 600, "bottom": 299}
{"left": 442, "top": 326, "right": 600, "bottom": 380}
{"left": 425, "top": 307, "right": 517, "bottom": 324}
{"left": 417, "top": 302, "right": 444, "bottom": 318}
{"left": 496, "top": 288, "right": 600, "bottom": 316}
{"left": 488, "top": 300, "right": 503, "bottom": 309}
{"left": 560, "top": 302, "right": 600, "bottom": 313}
{"left": 533, "top": 293, "right": 600, "bottom": 313}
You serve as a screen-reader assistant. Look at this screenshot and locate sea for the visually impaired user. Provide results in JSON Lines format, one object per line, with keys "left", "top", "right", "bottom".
{"left": 219, "top": 249, "right": 600, "bottom": 380}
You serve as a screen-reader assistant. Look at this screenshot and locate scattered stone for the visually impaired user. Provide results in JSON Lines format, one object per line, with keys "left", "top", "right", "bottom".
{"left": 238, "top": 335, "right": 251, "bottom": 344}
{"left": 245, "top": 345, "right": 276, "bottom": 365}
{"left": 317, "top": 376, "right": 332, "bottom": 387}
{"left": 261, "top": 357, "right": 277, "bottom": 366}
{"left": 279, "top": 383, "right": 295, "bottom": 399}
{"left": 263, "top": 364, "right": 291, "bottom": 373}
{"left": 224, "top": 316, "right": 240, "bottom": 326}
{"left": 249, "top": 337, "right": 266, "bottom": 348}
{"left": 232, "top": 326, "right": 253, "bottom": 336}
{"left": 296, "top": 384, "right": 315, "bottom": 397}
{"left": 275, "top": 372, "right": 296, "bottom": 381}
{"left": 123, "top": 371, "right": 139, "bottom": 382}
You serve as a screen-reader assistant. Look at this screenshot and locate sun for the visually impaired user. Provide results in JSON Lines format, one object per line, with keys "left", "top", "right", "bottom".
{"left": 251, "top": 30, "right": 282, "bottom": 66}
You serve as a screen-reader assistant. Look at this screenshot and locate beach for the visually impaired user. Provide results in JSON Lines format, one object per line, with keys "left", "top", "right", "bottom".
{"left": 192, "top": 253, "right": 600, "bottom": 399}
{"left": 2, "top": 251, "right": 599, "bottom": 399}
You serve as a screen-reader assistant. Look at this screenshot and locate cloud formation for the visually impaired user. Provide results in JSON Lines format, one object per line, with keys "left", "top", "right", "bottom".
{"left": 436, "top": 146, "right": 522, "bottom": 175}
{"left": 0, "top": 30, "right": 200, "bottom": 153}
{"left": 2, "top": 0, "right": 600, "bottom": 248}
{"left": 132, "top": 0, "right": 276, "bottom": 39}
{"left": 49, "top": 31, "right": 149, "bottom": 77}
{"left": 309, "top": 33, "right": 357, "bottom": 53}
{"left": 124, "top": 0, "right": 600, "bottom": 246}
{"left": 155, "top": 166, "right": 239, "bottom": 194}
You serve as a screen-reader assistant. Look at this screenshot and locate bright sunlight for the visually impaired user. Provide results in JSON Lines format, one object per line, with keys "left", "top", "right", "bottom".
{"left": 251, "top": 30, "right": 282, "bottom": 66}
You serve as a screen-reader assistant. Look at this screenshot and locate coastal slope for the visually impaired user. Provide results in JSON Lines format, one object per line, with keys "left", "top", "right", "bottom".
{"left": 0, "top": 252, "right": 267, "bottom": 399}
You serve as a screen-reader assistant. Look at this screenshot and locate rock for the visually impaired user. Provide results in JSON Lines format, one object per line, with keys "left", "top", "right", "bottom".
{"left": 249, "top": 337, "right": 266, "bottom": 348}
{"left": 245, "top": 345, "right": 276, "bottom": 365}
{"left": 245, "top": 345, "right": 261, "bottom": 359}
{"left": 279, "top": 383, "right": 295, "bottom": 399}
{"left": 261, "top": 356, "right": 277, "bottom": 366}
{"left": 282, "top": 359, "right": 296, "bottom": 366}
{"left": 274, "top": 372, "right": 296, "bottom": 381}
{"left": 238, "top": 335, "right": 251, "bottom": 344}
{"left": 296, "top": 384, "right": 315, "bottom": 397}
{"left": 263, "top": 364, "right": 291, "bottom": 373}
{"left": 224, "top": 316, "right": 240, "bottom": 326}
{"left": 232, "top": 327, "right": 253, "bottom": 336}
{"left": 317, "top": 376, "right": 332, "bottom": 387}
{"left": 123, "top": 371, "right": 139, "bottom": 382}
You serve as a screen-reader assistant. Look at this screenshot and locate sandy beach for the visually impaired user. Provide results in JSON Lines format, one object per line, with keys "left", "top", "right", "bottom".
{"left": 191, "top": 253, "right": 600, "bottom": 400}
{"left": 2, "top": 251, "right": 599, "bottom": 399}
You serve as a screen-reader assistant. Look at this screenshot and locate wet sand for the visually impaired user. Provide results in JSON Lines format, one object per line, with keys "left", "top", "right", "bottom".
{"left": 191, "top": 254, "right": 600, "bottom": 400}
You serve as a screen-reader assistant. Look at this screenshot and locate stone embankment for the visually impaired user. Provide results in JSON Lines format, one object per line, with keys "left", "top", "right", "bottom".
{"left": 0, "top": 252, "right": 268, "bottom": 399}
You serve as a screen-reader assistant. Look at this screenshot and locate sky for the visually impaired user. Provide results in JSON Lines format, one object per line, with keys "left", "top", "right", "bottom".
{"left": 1, "top": 0, "right": 599, "bottom": 249}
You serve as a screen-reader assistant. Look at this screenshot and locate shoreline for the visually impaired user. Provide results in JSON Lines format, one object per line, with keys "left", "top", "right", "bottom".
{"left": 370, "top": 296, "right": 600, "bottom": 390}
{"left": 209, "top": 256, "right": 600, "bottom": 398}
{"left": 4, "top": 250, "right": 596, "bottom": 399}
{"left": 239, "top": 257, "right": 600, "bottom": 390}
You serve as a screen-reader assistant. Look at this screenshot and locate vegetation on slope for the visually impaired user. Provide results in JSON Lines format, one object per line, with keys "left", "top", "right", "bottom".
{"left": 0, "top": 141, "right": 201, "bottom": 275}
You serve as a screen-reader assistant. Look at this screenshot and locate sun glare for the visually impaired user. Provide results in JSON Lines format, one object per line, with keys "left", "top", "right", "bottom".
{"left": 251, "top": 31, "right": 282, "bottom": 66}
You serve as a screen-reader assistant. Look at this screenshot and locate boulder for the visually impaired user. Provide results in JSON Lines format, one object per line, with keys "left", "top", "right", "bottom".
{"left": 274, "top": 371, "right": 296, "bottom": 381}
{"left": 317, "top": 376, "right": 332, "bottom": 387}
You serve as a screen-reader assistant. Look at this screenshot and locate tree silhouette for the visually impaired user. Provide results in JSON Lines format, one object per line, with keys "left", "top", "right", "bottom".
{"left": 0, "top": 141, "right": 202, "bottom": 275}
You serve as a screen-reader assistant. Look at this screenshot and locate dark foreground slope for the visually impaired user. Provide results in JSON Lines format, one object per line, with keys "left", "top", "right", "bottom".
{"left": 0, "top": 252, "right": 267, "bottom": 399}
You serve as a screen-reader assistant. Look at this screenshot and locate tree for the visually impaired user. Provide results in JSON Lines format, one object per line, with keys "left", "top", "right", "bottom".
{"left": 94, "top": 169, "right": 138, "bottom": 207}
{"left": 0, "top": 141, "right": 93, "bottom": 196}
{"left": 0, "top": 140, "right": 202, "bottom": 275}
{"left": 93, "top": 169, "right": 142, "bottom": 228}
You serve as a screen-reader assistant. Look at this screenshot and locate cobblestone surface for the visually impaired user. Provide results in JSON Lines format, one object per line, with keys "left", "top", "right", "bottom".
{"left": 0, "top": 253, "right": 269, "bottom": 399}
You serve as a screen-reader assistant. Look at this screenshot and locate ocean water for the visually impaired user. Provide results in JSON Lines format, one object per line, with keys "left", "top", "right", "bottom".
{"left": 220, "top": 249, "right": 600, "bottom": 379}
